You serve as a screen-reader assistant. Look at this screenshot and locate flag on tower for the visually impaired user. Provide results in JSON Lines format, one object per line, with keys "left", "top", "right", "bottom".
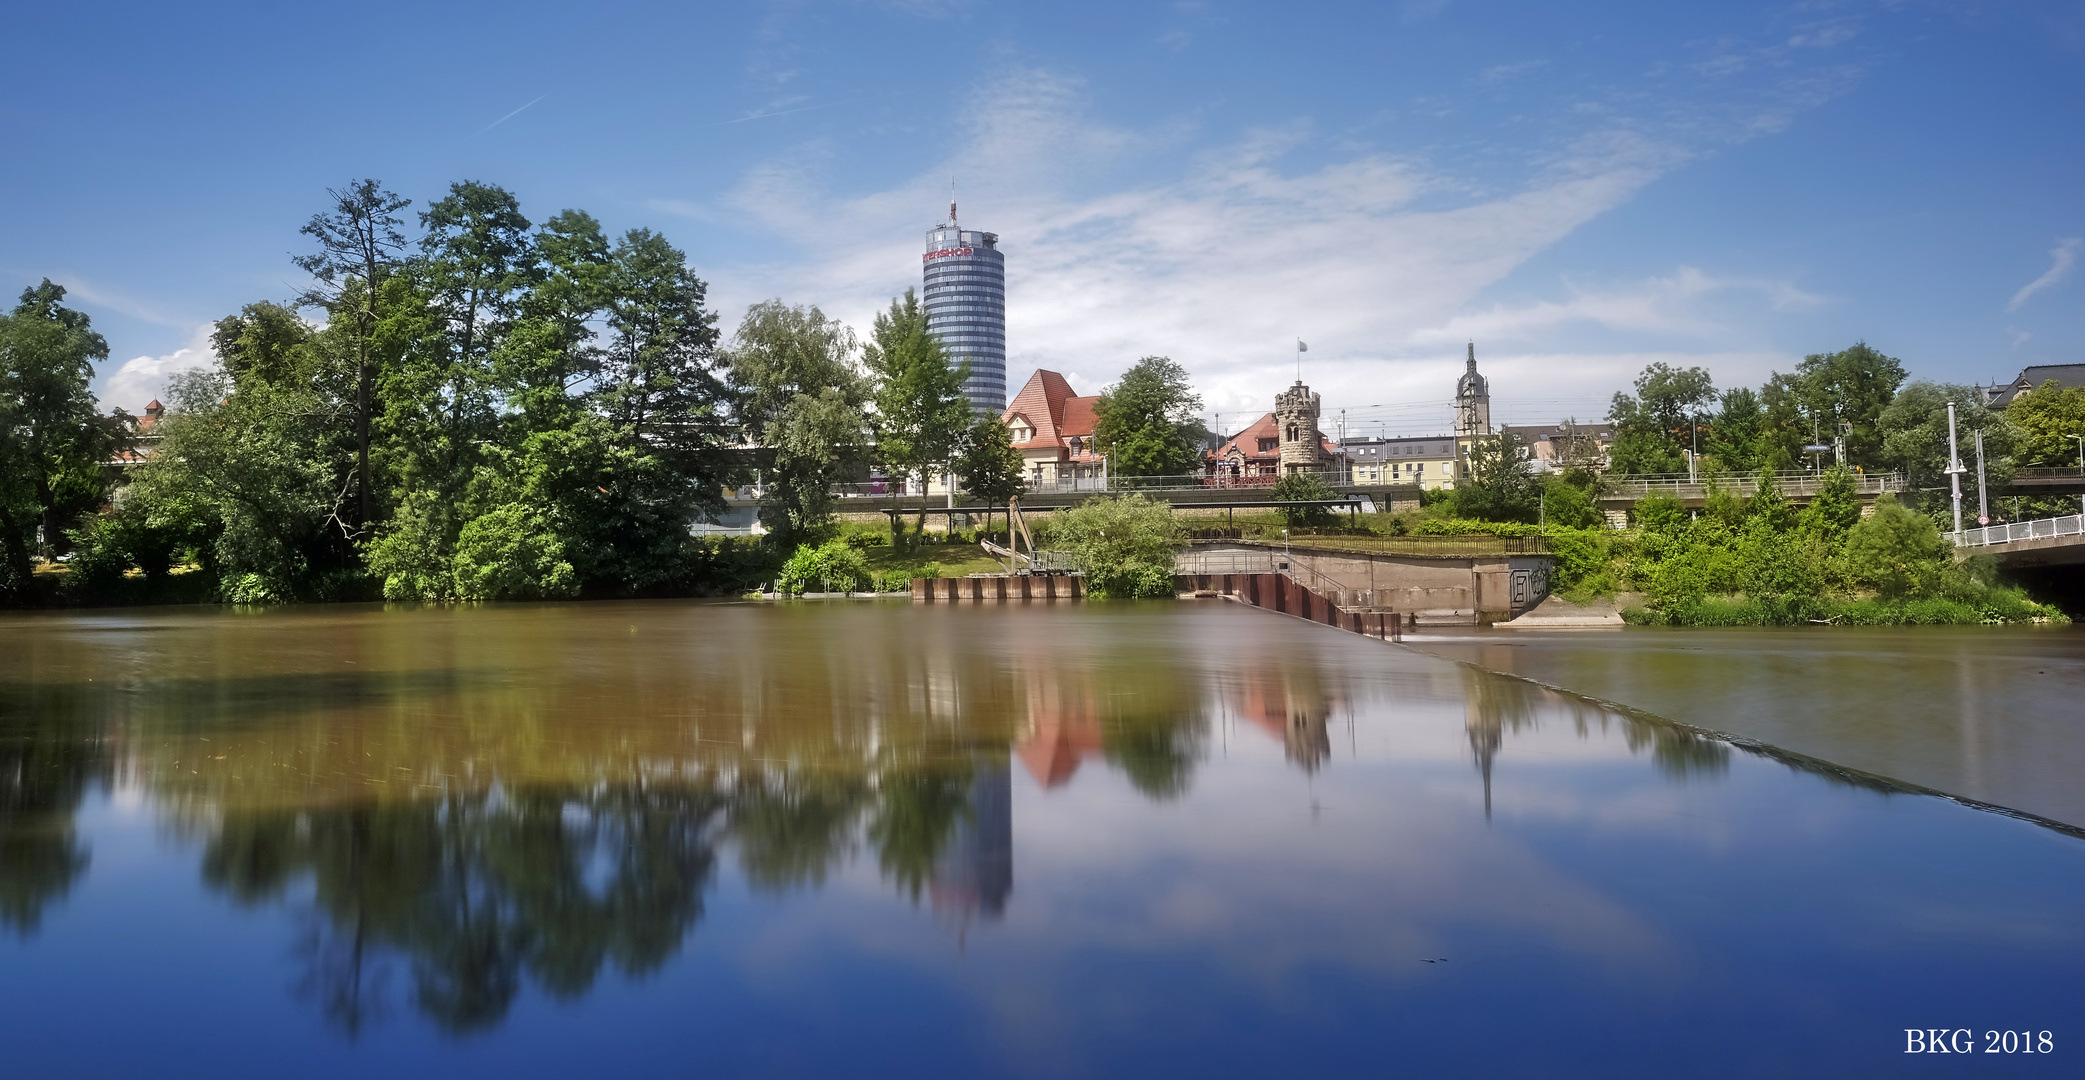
{"left": 1297, "top": 339, "right": 1308, "bottom": 352}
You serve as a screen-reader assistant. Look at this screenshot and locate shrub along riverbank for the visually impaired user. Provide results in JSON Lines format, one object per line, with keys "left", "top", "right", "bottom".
{"left": 1203, "top": 469, "right": 2066, "bottom": 627}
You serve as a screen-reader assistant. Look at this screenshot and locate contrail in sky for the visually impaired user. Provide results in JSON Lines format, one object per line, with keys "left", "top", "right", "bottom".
{"left": 698, "top": 100, "right": 855, "bottom": 129}
{"left": 476, "top": 93, "right": 552, "bottom": 136}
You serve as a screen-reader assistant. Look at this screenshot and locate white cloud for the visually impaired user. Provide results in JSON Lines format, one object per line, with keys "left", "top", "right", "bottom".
{"left": 704, "top": 70, "right": 1682, "bottom": 413}
{"left": 1412, "top": 267, "right": 1823, "bottom": 344}
{"left": 2006, "top": 237, "right": 2080, "bottom": 312}
{"left": 697, "top": 47, "right": 1856, "bottom": 420}
{"left": 98, "top": 323, "right": 217, "bottom": 413}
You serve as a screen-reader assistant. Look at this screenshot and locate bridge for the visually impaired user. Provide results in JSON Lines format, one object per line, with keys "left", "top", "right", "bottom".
{"left": 730, "top": 468, "right": 1907, "bottom": 523}
{"left": 1594, "top": 470, "right": 1903, "bottom": 511}
{"left": 2008, "top": 467, "right": 2085, "bottom": 497}
{"left": 1954, "top": 513, "right": 2085, "bottom": 567}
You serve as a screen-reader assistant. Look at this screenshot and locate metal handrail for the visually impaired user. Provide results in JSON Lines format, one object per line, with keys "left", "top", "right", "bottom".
{"left": 1603, "top": 471, "right": 1902, "bottom": 499}
{"left": 823, "top": 469, "right": 1365, "bottom": 499}
{"left": 1952, "top": 513, "right": 2085, "bottom": 548}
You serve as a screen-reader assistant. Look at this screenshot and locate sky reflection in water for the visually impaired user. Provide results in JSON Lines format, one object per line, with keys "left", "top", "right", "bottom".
{"left": 2, "top": 601, "right": 2081, "bottom": 1078}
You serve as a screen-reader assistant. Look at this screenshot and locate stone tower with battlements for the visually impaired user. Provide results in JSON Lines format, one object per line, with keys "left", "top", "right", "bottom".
{"left": 1275, "top": 381, "right": 1325, "bottom": 474}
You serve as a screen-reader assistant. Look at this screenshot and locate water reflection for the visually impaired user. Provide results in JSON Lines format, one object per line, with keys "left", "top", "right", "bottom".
{"left": 0, "top": 602, "right": 2049, "bottom": 1047}
{"left": 0, "top": 706, "right": 109, "bottom": 935}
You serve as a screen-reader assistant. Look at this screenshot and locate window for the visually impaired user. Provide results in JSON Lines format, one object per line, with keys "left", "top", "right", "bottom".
{"left": 1257, "top": 437, "right": 1278, "bottom": 453}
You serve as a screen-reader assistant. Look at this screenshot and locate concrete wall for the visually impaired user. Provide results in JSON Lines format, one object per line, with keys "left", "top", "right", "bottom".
{"left": 1181, "top": 543, "right": 1552, "bottom": 625}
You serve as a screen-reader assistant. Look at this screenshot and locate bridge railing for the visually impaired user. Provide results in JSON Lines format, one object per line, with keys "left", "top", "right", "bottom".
{"left": 1602, "top": 470, "right": 1902, "bottom": 501}
{"left": 823, "top": 469, "right": 1387, "bottom": 500}
{"left": 1953, "top": 513, "right": 2085, "bottom": 549}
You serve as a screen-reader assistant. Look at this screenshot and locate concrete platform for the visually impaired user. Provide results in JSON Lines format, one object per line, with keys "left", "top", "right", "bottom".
{"left": 1493, "top": 593, "right": 1627, "bottom": 629}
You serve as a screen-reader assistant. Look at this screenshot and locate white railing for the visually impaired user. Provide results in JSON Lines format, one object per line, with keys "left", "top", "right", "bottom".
{"left": 1953, "top": 513, "right": 2085, "bottom": 549}
{"left": 1603, "top": 470, "right": 1902, "bottom": 501}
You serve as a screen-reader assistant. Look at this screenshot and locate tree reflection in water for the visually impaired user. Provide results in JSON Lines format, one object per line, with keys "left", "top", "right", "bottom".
{"left": 203, "top": 787, "right": 726, "bottom": 1033}
{"left": 1460, "top": 665, "right": 1731, "bottom": 818}
{"left": 0, "top": 696, "right": 110, "bottom": 936}
{"left": 1, "top": 603, "right": 1781, "bottom": 1041}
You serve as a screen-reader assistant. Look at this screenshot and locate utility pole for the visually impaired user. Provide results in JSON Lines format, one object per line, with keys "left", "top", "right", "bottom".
{"left": 1974, "top": 428, "right": 1988, "bottom": 527}
{"left": 2074, "top": 434, "right": 2084, "bottom": 515}
{"left": 1944, "top": 402, "right": 1966, "bottom": 535}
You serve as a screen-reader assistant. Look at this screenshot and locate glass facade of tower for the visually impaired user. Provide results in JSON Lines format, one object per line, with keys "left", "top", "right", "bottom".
{"left": 922, "top": 225, "right": 1006, "bottom": 413}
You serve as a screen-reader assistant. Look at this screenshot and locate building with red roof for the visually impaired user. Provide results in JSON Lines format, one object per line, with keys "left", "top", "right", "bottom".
{"left": 1000, "top": 369, "right": 1107, "bottom": 487}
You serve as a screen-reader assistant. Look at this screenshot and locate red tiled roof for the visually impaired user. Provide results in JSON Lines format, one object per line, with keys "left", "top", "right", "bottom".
{"left": 1209, "top": 413, "right": 1338, "bottom": 462}
{"left": 1003, "top": 369, "right": 1101, "bottom": 455}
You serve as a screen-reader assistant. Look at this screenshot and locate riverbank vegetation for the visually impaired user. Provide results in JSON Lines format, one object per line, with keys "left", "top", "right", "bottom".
{"left": 0, "top": 178, "right": 1005, "bottom": 607}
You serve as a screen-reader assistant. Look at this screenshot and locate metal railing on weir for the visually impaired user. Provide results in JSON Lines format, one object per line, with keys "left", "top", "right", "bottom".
{"left": 1952, "top": 513, "right": 2085, "bottom": 549}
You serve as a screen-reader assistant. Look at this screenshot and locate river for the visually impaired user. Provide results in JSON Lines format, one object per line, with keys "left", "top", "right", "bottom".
{"left": 1405, "top": 624, "right": 2085, "bottom": 830}
{"left": 2, "top": 601, "right": 2079, "bottom": 1077}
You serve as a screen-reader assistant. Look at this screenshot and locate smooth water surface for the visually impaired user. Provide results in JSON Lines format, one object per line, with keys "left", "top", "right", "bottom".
{"left": 1405, "top": 626, "right": 2085, "bottom": 829}
{"left": 3, "top": 601, "right": 2081, "bottom": 1078}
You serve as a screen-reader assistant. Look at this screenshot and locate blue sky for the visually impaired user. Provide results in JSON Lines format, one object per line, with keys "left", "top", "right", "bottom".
{"left": 2, "top": 0, "right": 2079, "bottom": 436}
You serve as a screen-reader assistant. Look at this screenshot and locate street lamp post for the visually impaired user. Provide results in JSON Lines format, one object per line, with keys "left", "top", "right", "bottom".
{"left": 1974, "top": 428, "right": 1988, "bottom": 528}
{"left": 1944, "top": 402, "right": 1966, "bottom": 536}
{"left": 2074, "top": 434, "right": 2084, "bottom": 516}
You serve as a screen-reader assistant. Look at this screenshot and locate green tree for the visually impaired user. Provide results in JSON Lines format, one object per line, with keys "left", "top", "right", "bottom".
{"left": 956, "top": 412, "right": 1026, "bottom": 539}
{"left": 1795, "top": 342, "right": 1907, "bottom": 469}
{"left": 1631, "top": 491, "right": 1687, "bottom": 533}
{"left": 1450, "top": 430, "right": 1539, "bottom": 522}
{"left": 861, "top": 289, "right": 969, "bottom": 543}
{"left": 1705, "top": 387, "right": 1762, "bottom": 472}
{"left": 1606, "top": 362, "right": 1714, "bottom": 474}
{"left": 1843, "top": 493, "right": 1949, "bottom": 598}
{"left": 1539, "top": 473, "right": 1603, "bottom": 529}
{"left": 1044, "top": 494, "right": 1182, "bottom": 598}
{"left": 1798, "top": 465, "right": 1861, "bottom": 536}
{"left": 725, "top": 301, "right": 870, "bottom": 546}
{"left": 295, "top": 180, "right": 412, "bottom": 531}
{"left": 0, "top": 281, "right": 120, "bottom": 601}
{"left": 1752, "top": 373, "right": 1809, "bottom": 470}
{"left": 1270, "top": 471, "right": 1337, "bottom": 526}
{"left": 2005, "top": 380, "right": 2085, "bottom": 468}
{"left": 1091, "top": 356, "right": 1208, "bottom": 477}
{"left": 1877, "top": 382, "right": 2019, "bottom": 511}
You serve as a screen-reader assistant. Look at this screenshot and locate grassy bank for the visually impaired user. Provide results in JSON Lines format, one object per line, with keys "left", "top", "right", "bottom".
{"left": 1623, "top": 591, "right": 2065, "bottom": 627}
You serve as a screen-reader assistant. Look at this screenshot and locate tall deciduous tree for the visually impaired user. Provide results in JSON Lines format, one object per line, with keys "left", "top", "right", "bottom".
{"left": 1606, "top": 362, "right": 1714, "bottom": 474}
{"left": 1091, "top": 356, "right": 1207, "bottom": 477}
{"left": 862, "top": 289, "right": 969, "bottom": 540}
{"left": 1705, "top": 387, "right": 1763, "bottom": 472}
{"left": 1878, "top": 382, "right": 2019, "bottom": 515}
{"left": 956, "top": 412, "right": 1026, "bottom": 538}
{"left": 2006, "top": 380, "right": 2085, "bottom": 468}
{"left": 295, "top": 180, "right": 411, "bottom": 532}
{"left": 1794, "top": 341, "right": 1906, "bottom": 469}
{"left": 0, "top": 281, "right": 117, "bottom": 601}
{"left": 726, "top": 301, "right": 870, "bottom": 544}
{"left": 1449, "top": 430, "right": 1539, "bottom": 522}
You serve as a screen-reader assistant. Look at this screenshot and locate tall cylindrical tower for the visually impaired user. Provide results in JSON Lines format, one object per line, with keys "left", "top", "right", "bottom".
{"left": 922, "top": 206, "right": 1007, "bottom": 413}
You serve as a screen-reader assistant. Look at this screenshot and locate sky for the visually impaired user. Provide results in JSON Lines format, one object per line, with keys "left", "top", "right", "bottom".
{"left": 2, "top": 0, "right": 2080, "bottom": 438}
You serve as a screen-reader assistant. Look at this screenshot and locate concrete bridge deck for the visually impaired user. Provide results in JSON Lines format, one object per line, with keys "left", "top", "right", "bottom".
{"left": 1953, "top": 513, "right": 2085, "bottom": 567}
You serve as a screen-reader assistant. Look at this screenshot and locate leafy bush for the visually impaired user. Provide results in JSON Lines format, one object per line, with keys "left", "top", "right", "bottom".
{"left": 452, "top": 503, "right": 580, "bottom": 601}
{"left": 777, "top": 540, "right": 873, "bottom": 594}
{"left": 221, "top": 572, "right": 289, "bottom": 605}
{"left": 1842, "top": 494, "right": 1948, "bottom": 599}
{"left": 1540, "top": 476, "right": 1604, "bottom": 529}
{"left": 1270, "top": 473, "right": 1337, "bottom": 526}
{"left": 1046, "top": 494, "right": 1183, "bottom": 598}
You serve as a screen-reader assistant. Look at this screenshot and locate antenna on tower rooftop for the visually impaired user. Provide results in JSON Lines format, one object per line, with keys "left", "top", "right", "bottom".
{"left": 950, "top": 176, "right": 958, "bottom": 226}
